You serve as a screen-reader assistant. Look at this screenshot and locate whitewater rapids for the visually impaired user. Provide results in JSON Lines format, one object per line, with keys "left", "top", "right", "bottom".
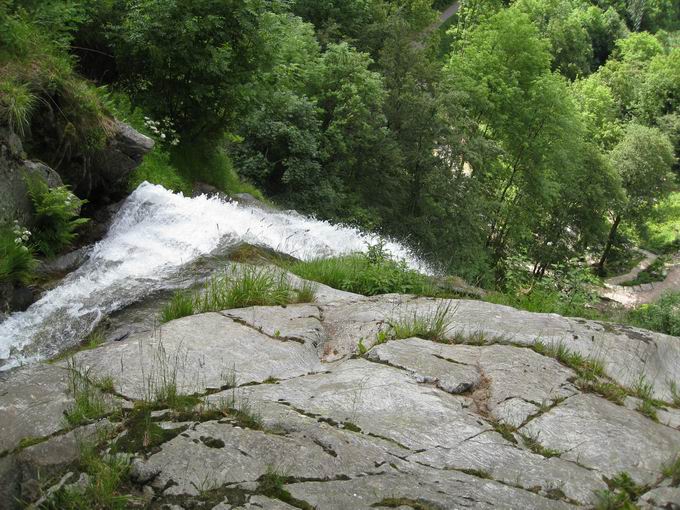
{"left": 0, "top": 182, "right": 428, "bottom": 369}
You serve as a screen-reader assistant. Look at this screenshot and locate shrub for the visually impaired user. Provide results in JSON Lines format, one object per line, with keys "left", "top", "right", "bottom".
{"left": 25, "top": 173, "right": 88, "bottom": 257}
{"left": 0, "top": 222, "right": 37, "bottom": 286}
{"left": 628, "top": 291, "right": 680, "bottom": 336}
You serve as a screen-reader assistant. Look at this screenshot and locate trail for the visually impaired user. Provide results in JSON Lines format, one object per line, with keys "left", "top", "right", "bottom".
{"left": 602, "top": 250, "right": 680, "bottom": 307}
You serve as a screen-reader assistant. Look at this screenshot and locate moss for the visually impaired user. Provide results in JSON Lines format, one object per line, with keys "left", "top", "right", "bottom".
{"left": 371, "top": 498, "right": 441, "bottom": 510}
{"left": 458, "top": 468, "right": 492, "bottom": 479}
{"left": 18, "top": 436, "right": 47, "bottom": 449}
{"left": 114, "top": 405, "right": 188, "bottom": 453}
{"left": 257, "top": 469, "right": 315, "bottom": 510}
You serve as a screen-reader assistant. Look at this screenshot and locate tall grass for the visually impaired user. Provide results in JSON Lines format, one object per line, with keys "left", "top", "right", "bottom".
{"left": 388, "top": 301, "right": 454, "bottom": 342}
{"left": 160, "top": 265, "right": 317, "bottom": 323}
{"left": 287, "top": 254, "right": 435, "bottom": 297}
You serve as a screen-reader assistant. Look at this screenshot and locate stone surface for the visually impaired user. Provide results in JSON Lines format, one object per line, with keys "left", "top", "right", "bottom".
{"left": 639, "top": 487, "right": 680, "bottom": 509}
{"left": 69, "top": 312, "right": 327, "bottom": 399}
{"left": 3, "top": 289, "right": 680, "bottom": 508}
{"left": 0, "top": 363, "right": 73, "bottom": 454}
{"left": 520, "top": 393, "right": 680, "bottom": 484}
{"left": 283, "top": 469, "right": 575, "bottom": 510}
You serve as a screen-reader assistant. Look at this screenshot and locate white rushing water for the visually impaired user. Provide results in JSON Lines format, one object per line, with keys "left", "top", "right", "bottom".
{"left": 0, "top": 182, "right": 429, "bottom": 369}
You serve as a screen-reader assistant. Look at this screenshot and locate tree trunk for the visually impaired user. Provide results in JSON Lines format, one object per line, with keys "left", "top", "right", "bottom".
{"left": 598, "top": 214, "right": 621, "bottom": 273}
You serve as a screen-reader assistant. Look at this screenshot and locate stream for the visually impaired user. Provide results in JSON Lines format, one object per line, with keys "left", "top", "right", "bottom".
{"left": 0, "top": 182, "right": 428, "bottom": 370}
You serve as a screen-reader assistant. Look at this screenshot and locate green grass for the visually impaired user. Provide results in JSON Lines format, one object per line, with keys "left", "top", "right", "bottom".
{"left": 662, "top": 456, "right": 680, "bottom": 486}
{"left": 628, "top": 291, "right": 680, "bottom": 336}
{"left": 43, "top": 444, "right": 134, "bottom": 509}
{"left": 485, "top": 287, "right": 603, "bottom": 320}
{"left": 257, "top": 467, "right": 313, "bottom": 510}
{"left": 171, "top": 139, "right": 265, "bottom": 199}
{"left": 286, "top": 253, "right": 436, "bottom": 297}
{"left": 64, "top": 359, "right": 117, "bottom": 427}
{"left": 161, "top": 266, "right": 316, "bottom": 323}
{"left": 642, "top": 192, "right": 680, "bottom": 254}
{"left": 388, "top": 301, "right": 454, "bottom": 343}
{"left": 532, "top": 341, "right": 604, "bottom": 381}
{"left": 0, "top": 79, "right": 35, "bottom": 136}
{"left": 0, "top": 225, "right": 37, "bottom": 285}
{"left": 620, "top": 256, "right": 667, "bottom": 286}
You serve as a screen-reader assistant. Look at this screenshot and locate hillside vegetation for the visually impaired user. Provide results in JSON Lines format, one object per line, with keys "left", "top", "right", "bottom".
{"left": 0, "top": 0, "right": 678, "bottom": 316}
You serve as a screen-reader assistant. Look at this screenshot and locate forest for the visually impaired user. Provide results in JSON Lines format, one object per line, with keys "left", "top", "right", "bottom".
{"left": 0, "top": 0, "right": 679, "bottom": 324}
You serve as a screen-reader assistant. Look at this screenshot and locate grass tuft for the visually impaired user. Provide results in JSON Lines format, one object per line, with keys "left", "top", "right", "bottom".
{"left": 64, "top": 359, "right": 116, "bottom": 427}
{"left": 388, "top": 302, "right": 454, "bottom": 343}
{"left": 161, "top": 265, "right": 316, "bottom": 323}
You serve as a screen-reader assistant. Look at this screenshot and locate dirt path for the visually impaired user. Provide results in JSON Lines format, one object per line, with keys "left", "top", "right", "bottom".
{"left": 602, "top": 251, "right": 680, "bottom": 306}
{"left": 421, "top": 1, "right": 461, "bottom": 38}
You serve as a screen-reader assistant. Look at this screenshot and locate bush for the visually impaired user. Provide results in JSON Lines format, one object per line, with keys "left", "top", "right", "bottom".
{"left": 0, "top": 222, "right": 37, "bottom": 286}
{"left": 286, "top": 247, "right": 436, "bottom": 297}
{"left": 628, "top": 292, "right": 680, "bottom": 336}
{"left": 25, "top": 174, "right": 89, "bottom": 257}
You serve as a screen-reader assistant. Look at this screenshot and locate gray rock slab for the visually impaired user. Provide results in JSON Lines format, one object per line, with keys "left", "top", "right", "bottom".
{"left": 213, "top": 496, "right": 298, "bottom": 510}
{"left": 230, "top": 359, "right": 490, "bottom": 451}
{"left": 639, "top": 487, "right": 680, "bottom": 509}
{"left": 408, "top": 431, "right": 606, "bottom": 505}
{"left": 284, "top": 468, "right": 576, "bottom": 510}
{"left": 520, "top": 393, "right": 680, "bottom": 484}
{"left": 366, "top": 337, "right": 481, "bottom": 394}
{"left": 222, "top": 304, "right": 323, "bottom": 345}
{"left": 366, "top": 339, "right": 578, "bottom": 427}
{"left": 144, "top": 420, "right": 396, "bottom": 496}
{"left": 318, "top": 294, "right": 680, "bottom": 400}
{"left": 69, "top": 312, "right": 326, "bottom": 399}
{"left": 0, "top": 363, "right": 73, "bottom": 454}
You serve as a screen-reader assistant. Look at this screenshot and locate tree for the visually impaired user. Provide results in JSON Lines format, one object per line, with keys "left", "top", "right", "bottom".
{"left": 113, "top": 0, "right": 265, "bottom": 140}
{"left": 598, "top": 124, "right": 676, "bottom": 270}
{"left": 570, "top": 75, "right": 623, "bottom": 149}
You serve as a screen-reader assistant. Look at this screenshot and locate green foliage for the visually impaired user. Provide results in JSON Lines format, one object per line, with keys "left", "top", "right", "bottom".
{"left": 64, "top": 359, "right": 116, "bottom": 427}
{"left": 388, "top": 301, "right": 454, "bottom": 342}
{"left": 642, "top": 192, "right": 680, "bottom": 254}
{"left": 620, "top": 256, "right": 667, "bottom": 286}
{"left": 287, "top": 250, "right": 435, "bottom": 297}
{"left": 628, "top": 291, "right": 680, "bottom": 336}
{"left": 487, "top": 257, "right": 602, "bottom": 318}
{"left": 44, "top": 444, "right": 133, "bottom": 509}
{"left": 0, "top": 223, "right": 37, "bottom": 286}
{"left": 112, "top": 0, "right": 265, "bottom": 139}
{"left": 0, "top": 79, "right": 35, "bottom": 137}
{"left": 662, "top": 455, "right": 680, "bottom": 486}
{"left": 160, "top": 266, "right": 315, "bottom": 323}
{"left": 24, "top": 174, "right": 88, "bottom": 257}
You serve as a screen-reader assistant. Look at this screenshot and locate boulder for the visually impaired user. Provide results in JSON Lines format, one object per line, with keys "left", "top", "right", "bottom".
{"left": 0, "top": 130, "right": 64, "bottom": 227}
{"left": 58, "top": 120, "right": 153, "bottom": 201}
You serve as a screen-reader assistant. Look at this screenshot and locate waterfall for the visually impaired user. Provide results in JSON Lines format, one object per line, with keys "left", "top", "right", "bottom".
{"left": 0, "top": 182, "right": 429, "bottom": 369}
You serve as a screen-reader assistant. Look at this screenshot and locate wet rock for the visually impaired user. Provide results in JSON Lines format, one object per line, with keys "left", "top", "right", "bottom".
{"left": 520, "top": 393, "right": 680, "bottom": 484}
{"left": 37, "top": 246, "right": 91, "bottom": 277}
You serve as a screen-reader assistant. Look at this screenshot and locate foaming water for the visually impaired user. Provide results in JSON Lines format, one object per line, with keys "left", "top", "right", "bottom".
{"left": 0, "top": 182, "right": 428, "bottom": 369}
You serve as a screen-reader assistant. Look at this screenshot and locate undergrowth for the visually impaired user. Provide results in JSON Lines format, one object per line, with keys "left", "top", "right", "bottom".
{"left": 0, "top": 223, "right": 36, "bottom": 286}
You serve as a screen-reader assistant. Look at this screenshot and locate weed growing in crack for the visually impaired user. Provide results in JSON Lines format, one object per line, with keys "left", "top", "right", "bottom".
{"left": 371, "top": 498, "right": 439, "bottom": 510}
{"left": 42, "top": 442, "right": 135, "bottom": 509}
{"left": 531, "top": 340, "right": 604, "bottom": 381}
{"left": 489, "top": 420, "right": 517, "bottom": 444}
{"left": 388, "top": 301, "right": 454, "bottom": 342}
{"left": 257, "top": 466, "right": 314, "bottom": 509}
{"left": 64, "top": 358, "right": 118, "bottom": 427}
{"left": 662, "top": 455, "right": 680, "bottom": 486}
{"left": 668, "top": 381, "right": 680, "bottom": 408}
{"left": 521, "top": 432, "right": 561, "bottom": 458}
